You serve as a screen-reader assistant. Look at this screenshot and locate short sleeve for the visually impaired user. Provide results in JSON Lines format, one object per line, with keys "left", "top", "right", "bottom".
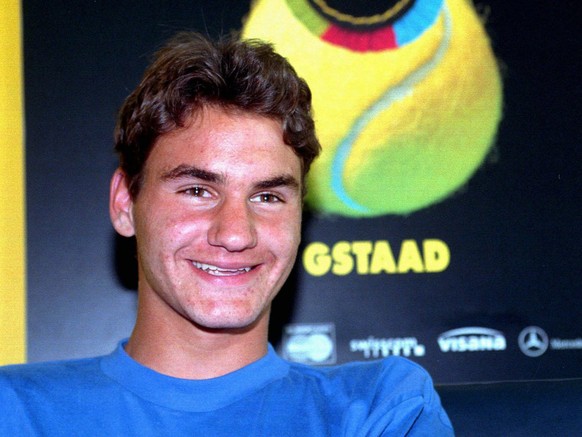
{"left": 340, "top": 357, "right": 454, "bottom": 436}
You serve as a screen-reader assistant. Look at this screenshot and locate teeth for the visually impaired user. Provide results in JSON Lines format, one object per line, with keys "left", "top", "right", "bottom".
{"left": 194, "top": 262, "right": 251, "bottom": 276}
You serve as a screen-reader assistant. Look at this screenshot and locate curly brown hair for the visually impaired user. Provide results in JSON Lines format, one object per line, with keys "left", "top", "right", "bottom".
{"left": 114, "top": 32, "right": 321, "bottom": 198}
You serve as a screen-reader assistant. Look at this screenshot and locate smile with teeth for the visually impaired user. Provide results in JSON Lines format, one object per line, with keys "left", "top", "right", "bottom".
{"left": 193, "top": 261, "right": 253, "bottom": 276}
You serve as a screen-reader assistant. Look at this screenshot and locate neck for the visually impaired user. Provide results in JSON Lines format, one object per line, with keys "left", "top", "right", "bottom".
{"left": 125, "top": 292, "right": 270, "bottom": 380}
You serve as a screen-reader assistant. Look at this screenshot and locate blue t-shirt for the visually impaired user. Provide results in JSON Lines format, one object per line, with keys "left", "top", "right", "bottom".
{"left": 0, "top": 342, "right": 453, "bottom": 436}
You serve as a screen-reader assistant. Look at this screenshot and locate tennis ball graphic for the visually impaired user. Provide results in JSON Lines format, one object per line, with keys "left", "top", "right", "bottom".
{"left": 242, "top": 0, "right": 503, "bottom": 217}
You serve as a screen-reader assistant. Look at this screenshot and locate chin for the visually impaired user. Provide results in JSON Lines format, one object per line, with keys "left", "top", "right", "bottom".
{"left": 191, "top": 306, "right": 268, "bottom": 333}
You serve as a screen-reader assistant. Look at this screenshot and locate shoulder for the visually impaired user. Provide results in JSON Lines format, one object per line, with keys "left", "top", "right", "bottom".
{"left": 288, "top": 355, "right": 432, "bottom": 392}
{"left": 284, "top": 355, "right": 437, "bottom": 407}
{"left": 0, "top": 357, "right": 113, "bottom": 434}
{"left": 285, "top": 356, "right": 454, "bottom": 435}
{"left": 1, "top": 356, "right": 101, "bottom": 379}
{"left": 0, "top": 356, "right": 105, "bottom": 400}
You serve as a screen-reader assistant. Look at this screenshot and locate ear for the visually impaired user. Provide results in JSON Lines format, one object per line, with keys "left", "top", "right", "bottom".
{"left": 109, "top": 168, "right": 136, "bottom": 237}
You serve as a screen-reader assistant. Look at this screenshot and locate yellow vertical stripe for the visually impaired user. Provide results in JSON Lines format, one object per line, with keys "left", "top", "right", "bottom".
{"left": 0, "top": 0, "right": 27, "bottom": 365}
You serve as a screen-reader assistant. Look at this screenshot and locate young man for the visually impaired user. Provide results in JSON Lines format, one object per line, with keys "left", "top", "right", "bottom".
{"left": 1, "top": 33, "right": 453, "bottom": 435}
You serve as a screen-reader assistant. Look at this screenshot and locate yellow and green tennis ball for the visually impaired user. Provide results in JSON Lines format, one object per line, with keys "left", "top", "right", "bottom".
{"left": 242, "top": 0, "right": 503, "bottom": 217}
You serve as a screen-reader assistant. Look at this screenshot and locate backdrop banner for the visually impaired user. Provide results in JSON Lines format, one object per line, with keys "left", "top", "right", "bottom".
{"left": 18, "top": 0, "right": 581, "bottom": 383}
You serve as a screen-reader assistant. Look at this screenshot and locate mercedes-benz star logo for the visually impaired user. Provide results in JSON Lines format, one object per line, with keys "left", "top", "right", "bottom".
{"left": 518, "top": 326, "right": 549, "bottom": 357}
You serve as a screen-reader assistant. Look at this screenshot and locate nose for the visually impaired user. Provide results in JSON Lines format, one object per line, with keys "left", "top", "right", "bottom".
{"left": 208, "top": 198, "right": 258, "bottom": 252}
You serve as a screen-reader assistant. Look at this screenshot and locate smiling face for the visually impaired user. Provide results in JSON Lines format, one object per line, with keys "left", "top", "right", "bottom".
{"left": 110, "top": 106, "right": 303, "bottom": 333}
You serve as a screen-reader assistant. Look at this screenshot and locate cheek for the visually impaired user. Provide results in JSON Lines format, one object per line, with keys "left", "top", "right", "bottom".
{"left": 263, "top": 213, "right": 302, "bottom": 258}
{"left": 135, "top": 198, "right": 199, "bottom": 242}
{"left": 133, "top": 213, "right": 180, "bottom": 270}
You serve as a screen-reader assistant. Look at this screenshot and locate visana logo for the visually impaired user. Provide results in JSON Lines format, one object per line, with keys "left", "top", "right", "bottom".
{"left": 438, "top": 327, "right": 506, "bottom": 352}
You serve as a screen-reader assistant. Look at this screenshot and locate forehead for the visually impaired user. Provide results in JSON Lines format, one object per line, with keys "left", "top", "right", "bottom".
{"left": 145, "top": 106, "right": 301, "bottom": 180}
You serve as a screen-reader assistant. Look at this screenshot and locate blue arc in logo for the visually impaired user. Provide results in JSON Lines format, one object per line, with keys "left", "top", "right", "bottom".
{"left": 330, "top": 3, "right": 452, "bottom": 213}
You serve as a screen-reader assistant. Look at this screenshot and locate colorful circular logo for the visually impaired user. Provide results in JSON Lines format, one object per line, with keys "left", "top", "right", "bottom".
{"left": 243, "top": 0, "right": 503, "bottom": 216}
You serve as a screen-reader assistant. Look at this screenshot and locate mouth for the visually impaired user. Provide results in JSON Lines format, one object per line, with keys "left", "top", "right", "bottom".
{"left": 193, "top": 261, "right": 254, "bottom": 277}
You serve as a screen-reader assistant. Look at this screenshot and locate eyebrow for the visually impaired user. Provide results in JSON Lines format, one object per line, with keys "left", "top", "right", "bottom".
{"left": 161, "top": 164, "right": 223, "bottom": 184}
{"left": 161, "top": 164, "right": 300, "bottom": 192}
{"left": 255, "top": 175, "right": 300, "bottom": 192}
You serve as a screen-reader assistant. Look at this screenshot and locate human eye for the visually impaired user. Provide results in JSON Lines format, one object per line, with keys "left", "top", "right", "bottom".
{"left": 250, "top": 192, "right": 283, "bottom": 204}
{"left": 180, "top": 186, "right": 212, "bottom": 198}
